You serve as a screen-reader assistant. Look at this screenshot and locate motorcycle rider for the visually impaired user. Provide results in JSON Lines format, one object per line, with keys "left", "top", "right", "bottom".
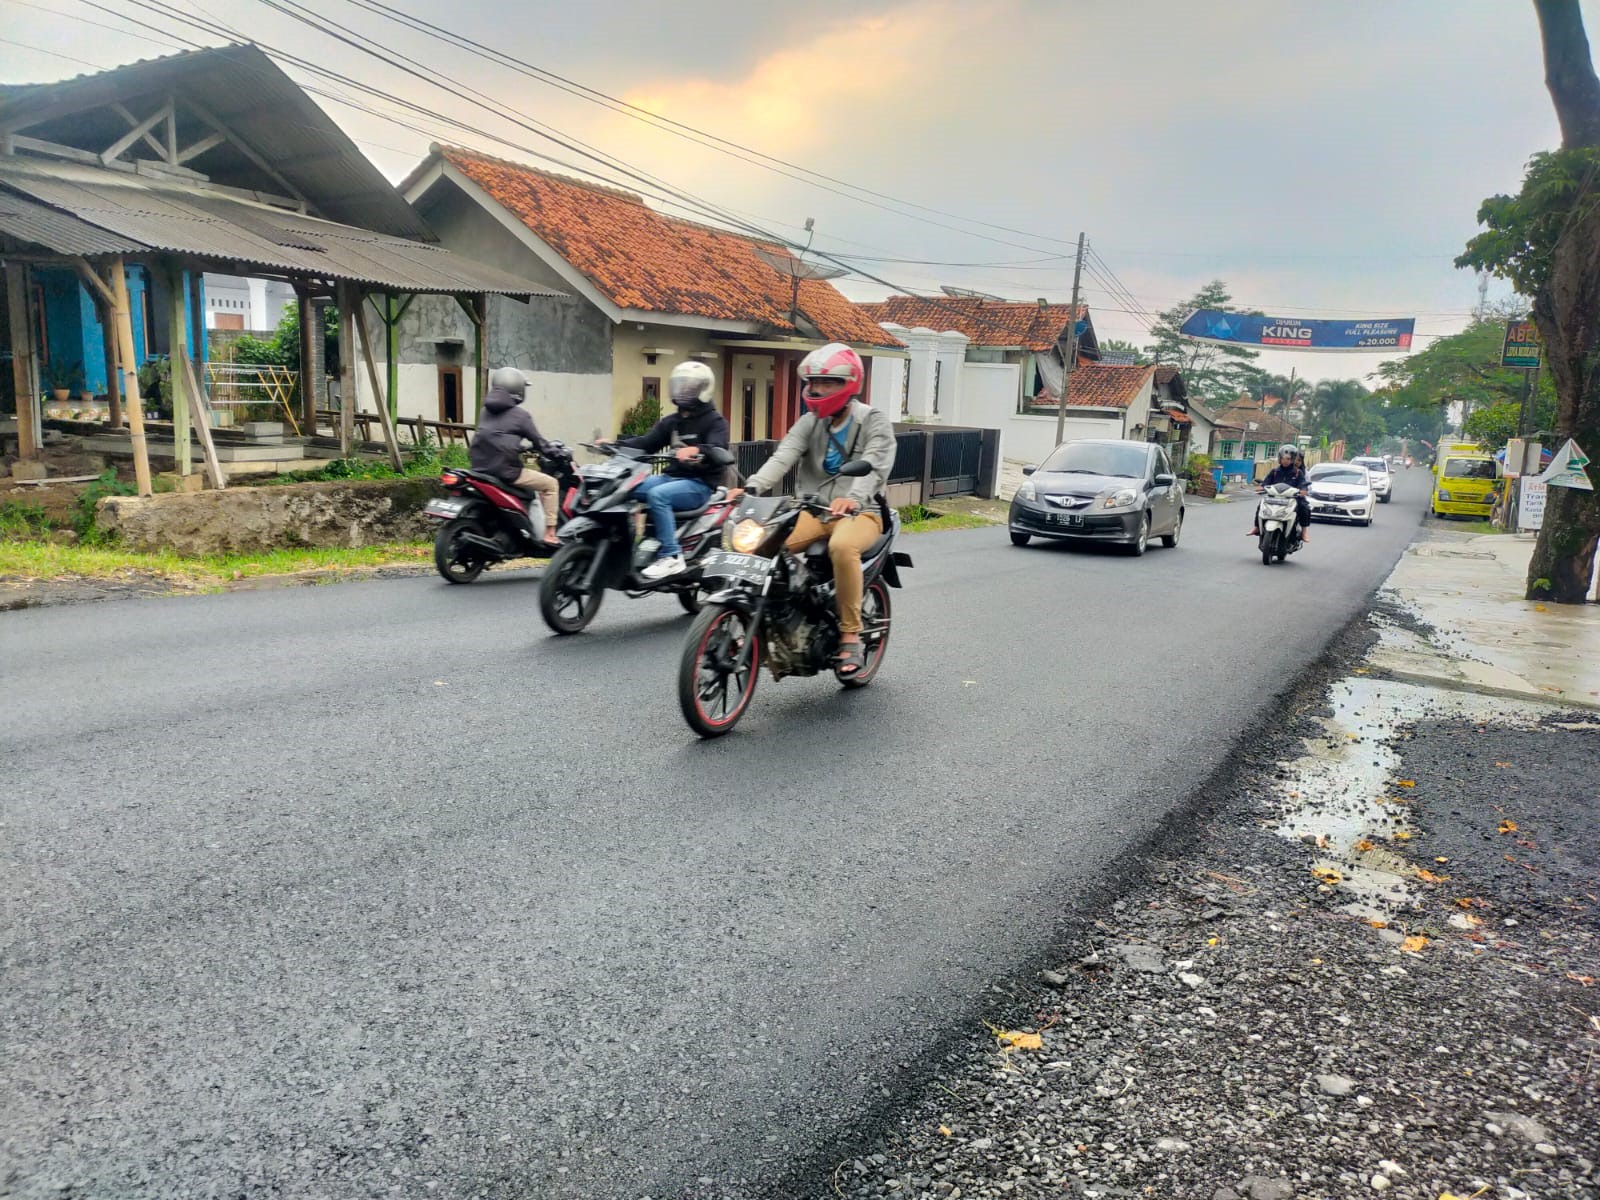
{"left": 1250, "top": 443, "right": 1311, "bottom": 543}
{"left": 604, "top": 360, "right": 731, "bottom": 581}
{"left": 728, "top": 343, "right": 896, "bottom": 678}
{"left": 470, "top": 366, "right": 559, "bottom": 549}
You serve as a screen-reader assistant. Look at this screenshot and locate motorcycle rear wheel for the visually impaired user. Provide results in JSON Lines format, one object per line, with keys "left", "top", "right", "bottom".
{"left": 837, "top": 579, "right": 891, "bottom": 689}
{"left": 539, "top": 543, "right": 603, "bottom": 634}
{"left": 679, "top": 605, "right": 761, "bottom": 737}
{"left": 434, "top": 518, "right": 487, "bottom": 584}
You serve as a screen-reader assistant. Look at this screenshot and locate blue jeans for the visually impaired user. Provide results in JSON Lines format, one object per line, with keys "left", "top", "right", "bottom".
{"left": 635, "top": 474, "right": 712, "bottom": 558}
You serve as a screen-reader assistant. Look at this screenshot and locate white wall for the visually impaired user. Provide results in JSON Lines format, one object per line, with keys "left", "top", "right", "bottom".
{"left": 1004, "top": 412, "right": 1123, "bottom": 466}
{"left": 869, "top": 356, "right": 907, "bottom": 420}
{"left": 352, "top": 364, "right": 612, "bottom": 447}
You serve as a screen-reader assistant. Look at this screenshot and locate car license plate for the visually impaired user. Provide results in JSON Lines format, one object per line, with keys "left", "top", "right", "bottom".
{"left": 424, "top": 499, "right": 466, "bottom": 518}
{"left": 701, "top": 550, "right": 774, "bottom": 584}
{"left": 1047, "top": 512, "right": 1084, "bottom": 527}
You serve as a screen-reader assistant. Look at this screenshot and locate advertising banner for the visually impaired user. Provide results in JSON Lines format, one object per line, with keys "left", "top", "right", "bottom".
{"left": 1179, "top": 310, "right": 1415, "bottom": 352}
{"left": 1501, "top": 320, "right": 1542, "bottom": 369}
{"left": 1519, "top": 476, "right": 1546, "bottom": 531}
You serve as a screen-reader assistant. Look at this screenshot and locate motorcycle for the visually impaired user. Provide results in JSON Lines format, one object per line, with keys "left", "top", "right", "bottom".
{"left": 426, "top": 442, "right": 579, "bottom": 584}
{"left": 1256, "top": 482, "right": 1305, "bottom": 566}
{"left": 675, "top": 458, "right": 912, "bottom": 738}
{"left": 537, "top": 442, "right": 738, "bottom": 635}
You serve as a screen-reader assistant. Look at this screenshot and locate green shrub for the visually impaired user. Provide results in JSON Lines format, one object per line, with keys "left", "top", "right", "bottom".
{"left": 619, "top": 393, "right": 661, "bottom": 438}
{"left": 73, "top": 469, "right": 136, "bottom": 542}
{"left": 0, "top": 500, "right": 53, "bottom": 539}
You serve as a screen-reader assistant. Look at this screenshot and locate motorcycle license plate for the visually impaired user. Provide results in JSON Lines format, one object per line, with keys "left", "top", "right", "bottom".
{"left": 424, "top": 499, "right": 466, "bottom": 519}
{"left": 701, "top": 550, "right": 774, "bottom": 585}
{"left": 1046, "top": 512, "right": 1084, "bottom": 526}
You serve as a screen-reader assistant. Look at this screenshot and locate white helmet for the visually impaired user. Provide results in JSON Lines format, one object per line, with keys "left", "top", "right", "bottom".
{"left": 668, "top": 360, "right": 715, "bottom": 409}
{"left": 489, "top": 367, "right": 527, "bottom": 400}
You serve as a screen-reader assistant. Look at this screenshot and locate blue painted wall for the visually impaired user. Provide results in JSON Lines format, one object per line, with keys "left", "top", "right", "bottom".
{"left": 30, "top": 263, "right": 203, "bottom": 397}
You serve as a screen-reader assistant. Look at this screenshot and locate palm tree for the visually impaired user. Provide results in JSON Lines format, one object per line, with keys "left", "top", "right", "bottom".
{"left": 1309, "top": 379, "right": 1373, "bottom": 443}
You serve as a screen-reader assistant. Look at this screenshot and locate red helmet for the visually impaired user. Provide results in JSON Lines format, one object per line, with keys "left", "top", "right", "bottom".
{"left": 798, "top": 342, "right": 864, "bottom": 419}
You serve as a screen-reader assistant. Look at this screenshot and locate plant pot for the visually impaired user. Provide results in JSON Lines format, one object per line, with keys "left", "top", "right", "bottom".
{"left": 52, "top": 388, "right": 71, "bottom": 402}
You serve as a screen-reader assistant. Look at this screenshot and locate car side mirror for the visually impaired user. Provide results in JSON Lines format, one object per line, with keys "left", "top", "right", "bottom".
{"left": 835, "top": 458, "right": 874, "bottom": 478}
{"left": 1021, "top": 465, "right": 1038, "bottom": 476}
{"left": 1154, "top": 473, "right": 1176, "bottom": 487}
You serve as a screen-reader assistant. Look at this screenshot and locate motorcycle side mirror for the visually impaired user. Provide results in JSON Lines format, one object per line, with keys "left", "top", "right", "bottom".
{"left": 835, "top": 458, "right": 874, "bottom": 478}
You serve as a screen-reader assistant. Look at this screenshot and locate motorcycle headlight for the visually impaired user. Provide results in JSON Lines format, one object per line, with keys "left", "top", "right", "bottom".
{"left": 1102, "top": 488, "right": 1139, "bottom": 510}
{"left": 728, "top": 519, "right": 765, "bottom": 553}
{"left": 1016, "top": 481, "right": 1036, "bottom": 502}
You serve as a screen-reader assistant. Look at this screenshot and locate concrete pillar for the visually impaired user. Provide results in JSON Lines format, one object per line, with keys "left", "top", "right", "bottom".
{"left": 4, "top": 261, "right": 42, "bottom": 459}
{"left": 166, "top": 261, "right": 192, "bottom": 476}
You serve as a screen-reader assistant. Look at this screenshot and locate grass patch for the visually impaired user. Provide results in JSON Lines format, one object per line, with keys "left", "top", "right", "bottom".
{"left": 253, "top": 438, "right": 469, "bottom": 487}
{"left": 1451, "top": 519, "right": 1500, "bottom": 535}
{"left": 0, "top": 540, "right": 432, "bottom": 585}
{"left": 897, "top": 503, "right": 995, "bottom": 534}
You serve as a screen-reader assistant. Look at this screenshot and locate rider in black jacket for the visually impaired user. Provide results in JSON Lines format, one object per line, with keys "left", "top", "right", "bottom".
{"left": 471, "top": 367, "right": 559, "bottom": 546}
{"left": 608, "top": 361, "right": 731, "bottom": 580}
{"left": 1251, "top": 444, "right": 1311, "bottom": 543}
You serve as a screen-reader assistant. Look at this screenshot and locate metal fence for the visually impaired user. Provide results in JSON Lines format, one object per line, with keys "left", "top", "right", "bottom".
{"left": 730, "top": 423, "right": 999, "bottom": 501}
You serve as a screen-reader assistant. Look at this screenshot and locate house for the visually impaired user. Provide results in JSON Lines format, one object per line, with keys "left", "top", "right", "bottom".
{"left": 202, "top": 273, "right": 295, "bottom": 332}
{"left": 857, "top": 294, "right": 1099, "bottom": 420}
{"left": 1180, "top": 395, "right": 1220, "bottom": 460}
{"left": 1212, "top": 395, "right": 1303, "bottom": 480}
{"left": 1, "top": 44, "right": 540, "bottom": 486}
{"left": 1050, "top": 360, "right": 1192, "bottom": 463}
{"left": 398, "top": 145, "right": 903, "bottom": 446}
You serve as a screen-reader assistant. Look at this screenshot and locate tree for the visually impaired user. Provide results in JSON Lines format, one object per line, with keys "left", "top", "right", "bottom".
{"left": 1374, "top": 318, "right": 1536, "bottom": 435}
{"left": 1143, "top": 281, "right": 1263, "bottom": 407}
{"left": 1457, "top": 0, "right": 1600, "bottom": 603}
{"left": 1307, "top": 378, "right": 1386, "bottom": 446}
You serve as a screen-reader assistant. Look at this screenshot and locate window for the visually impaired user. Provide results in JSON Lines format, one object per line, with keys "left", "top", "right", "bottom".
{"left": 641, "top": 377, "right": 661, "bottom": 411}
{"left": 1155, "top": 448, "right": 1171, "bottom": 478}
{"left": 932, "top": 360, "right": 942, "bottom": 415}
{"left": 1220, "top": 440, "right": 1236, "bottom": 458}
{"left": 1443, "top": 457, "right": 1496, "bottom": 479}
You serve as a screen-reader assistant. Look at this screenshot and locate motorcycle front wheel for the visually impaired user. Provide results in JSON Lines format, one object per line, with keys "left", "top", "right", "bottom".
{"left": 434, "top": 517, "right": 488, "bottom": 584}
{"left": 837, "top": 579, "right": 891, "bottom": 689}
{"left": 678, "top": 605, "right": 761, "bottom": 737}
{"left": 539, "top": 542, "right": 604, "bottom": 634}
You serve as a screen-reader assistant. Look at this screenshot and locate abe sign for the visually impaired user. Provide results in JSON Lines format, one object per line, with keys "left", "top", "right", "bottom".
{"left": 1501, "top": 320, "right": 1542, "bottom": 369}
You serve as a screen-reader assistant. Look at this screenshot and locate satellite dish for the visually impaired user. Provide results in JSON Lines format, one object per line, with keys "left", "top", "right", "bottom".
{"left": 753, "top": 248, "right": 846, "bottom": 281}
{"left": 941, "top": 286, "right": 1007, "bottom": 301}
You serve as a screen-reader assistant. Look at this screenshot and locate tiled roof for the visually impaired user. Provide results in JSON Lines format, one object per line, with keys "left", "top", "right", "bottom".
{"left": 1063, "top": 362, "right": 1156, "bottom": 410}
{"left": 1215, "top": 399, "right": 1300, "bottom": 442}
{"left": 437, "top": 146, "right": 897, "bottom": 347}
{"left": 858, "top": 295, "right": 1087, "bottom": 351}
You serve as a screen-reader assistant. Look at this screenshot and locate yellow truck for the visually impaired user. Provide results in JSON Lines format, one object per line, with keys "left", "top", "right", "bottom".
{"left": 1430, "top": 440, "right": 1497, "bottom": 519}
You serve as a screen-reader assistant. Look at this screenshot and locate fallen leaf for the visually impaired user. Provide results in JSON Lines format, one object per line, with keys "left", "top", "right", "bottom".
{"left": 1400, "top": 935, "right": 1429, "bottom": 954}
{"left": 1498, "top": 819, "right": 1519, "bottom": 834}
{"left": 1494, "top": 761, "right": 1512, "bottom": 768}
{"left": 1535, "top": 603, "right": 1548, "bottom": 612}
{"left": 1310, "top": 865, "right": 1343, "bottom": 885}
{"left": 1396, "top": 779, "right": 1416, "bottom": 788}
{"left": 938, "top": 1124, "right": 952, "bottom": 1137}
{"left": 996, "top": 1030, "right": 1043, "bottom": 1051}
{"left": 1206, "top": 936, "right": 1220, "bottom": 946}
{"left": 1352, "top": 667, "right": 1369, "bottom": 674}
{"left": 1354, "top": 838, "right": 1376, "bottom": 852}
{"left": 1368, "top": 919, "right": 1389, "bottom": 929}
{"left": 1416, "top": 869, "right": 1449, "bottom": 884}
{"left": 1435, "top": 856, "right": 1450, "bottom": 864}
{"left": 1392, "top": 830, "right": 1413, "bottom": 841}
{"left": 1566, "top": 972, "right": 1595, "bottom": 988}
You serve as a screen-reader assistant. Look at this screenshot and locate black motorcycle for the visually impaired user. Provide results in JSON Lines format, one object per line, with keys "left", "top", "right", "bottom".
{"left": 426, "top": 442, "right": 579, "bottom": 583}
{"left": 537, "top": 442, "right": 738, "bottom": 635}
{"left": 675, "top": 459, "right": 912, "bottom": 738}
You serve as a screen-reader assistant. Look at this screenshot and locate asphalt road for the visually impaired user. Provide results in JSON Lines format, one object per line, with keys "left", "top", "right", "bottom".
{"left": 2, "top": 471, "right": 1430, "bottom": 1199}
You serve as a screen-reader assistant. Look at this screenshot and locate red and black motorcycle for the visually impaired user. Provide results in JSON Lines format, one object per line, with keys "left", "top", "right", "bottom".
{"left": 425, "top": 442, "right": 579, "bottom": 583}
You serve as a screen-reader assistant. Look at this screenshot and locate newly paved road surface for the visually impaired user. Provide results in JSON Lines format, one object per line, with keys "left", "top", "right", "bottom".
{"left": 2, "top": 473, "right": 1430, "bottom": 1198}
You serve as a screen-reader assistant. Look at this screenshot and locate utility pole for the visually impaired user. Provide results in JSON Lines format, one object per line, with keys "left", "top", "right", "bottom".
{"left": 1054, "top": 231, "right": 1086, "bottom": 449}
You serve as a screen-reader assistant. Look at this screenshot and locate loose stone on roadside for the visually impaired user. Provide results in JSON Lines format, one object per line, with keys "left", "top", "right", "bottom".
{"left": 1315, "top": 1073, "right": 1355, "bottom": 1097}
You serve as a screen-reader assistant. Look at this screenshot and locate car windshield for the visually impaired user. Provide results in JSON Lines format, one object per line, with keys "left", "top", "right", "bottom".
{"left": 1039, "top": 442, "right": 1148, "bottom": 478}
{"left": 1353, "top": 459, "right": 1388, "bottom": 473}
{"left": 1444, "top": 458, "right": 1497, "bottom": 479}
{"left": 1313, "top": 468, "right": 1367, "bottom": 486}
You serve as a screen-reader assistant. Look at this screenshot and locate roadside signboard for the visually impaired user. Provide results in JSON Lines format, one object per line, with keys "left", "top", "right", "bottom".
{"left": 1519, "top": 476, "right": 1547, "bottom": 530}
{"left": 1179, "top": 310, "right": 1414, "bottom": 352}
{"left": 1501, "top": 319, "right": 1542, "bottom": 369}
{"left": 1535, "top": 439, "right": 1594, "bottom": 491}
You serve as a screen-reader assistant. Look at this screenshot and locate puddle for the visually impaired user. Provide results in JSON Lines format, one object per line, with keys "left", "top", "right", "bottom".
{"left": 1272, "top": 673, "right": 1554, "bottom": 922}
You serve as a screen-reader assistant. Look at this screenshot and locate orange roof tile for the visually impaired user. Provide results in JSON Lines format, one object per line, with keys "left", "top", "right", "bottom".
{"left": 438, "top": 146, "right": 898, "bottom": 347}
{"left": 1061, "top": 362, "right": 1156, "bottom": 410}
{"left": 857, "top": 295, "right": 1087, "bottom": 352}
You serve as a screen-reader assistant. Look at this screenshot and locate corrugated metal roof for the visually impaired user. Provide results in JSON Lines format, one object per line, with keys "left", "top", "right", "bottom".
{"left": 0, "top": 45, "right": 431, "bottom": 240}
{"left": 0, "top": 189, "right": 140, "bottom": 255}
{"left": 0, "top": 161, "right": 556, "bottom": 296}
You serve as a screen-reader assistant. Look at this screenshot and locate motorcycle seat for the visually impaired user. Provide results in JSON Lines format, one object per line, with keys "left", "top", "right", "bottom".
{"left": 669, "top": 488, "right": 728, "bottom": 523}
{"left": 455, "top": 468, "right": 538, "bottom": 499}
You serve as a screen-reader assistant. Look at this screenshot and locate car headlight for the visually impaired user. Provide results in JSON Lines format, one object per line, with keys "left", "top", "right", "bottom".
{"left": 728, "top": 519, "right": 764, "bottom": 553}
{"left": 1436, "top": 489, "right": 1451, "bottom": 501}
{"left": 1016, "top": 481, "right": 1036, "bottom": 502}
{"left": 1102, "top": 488, "right": 1139, "bottom": 510}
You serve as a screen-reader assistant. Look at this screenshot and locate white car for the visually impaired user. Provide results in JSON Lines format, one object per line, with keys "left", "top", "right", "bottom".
{"left": 1350, "top": 455, "right": 1393, "bottom": 503}
{"left": 1306, "top": 463, "right": 1376, "bottom": 526}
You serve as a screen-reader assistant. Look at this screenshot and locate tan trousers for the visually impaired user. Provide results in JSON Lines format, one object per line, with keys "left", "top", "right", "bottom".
{"left": 515, "top": 467, "right": 558, "bottom": 527}
{"left": 785, "top": 510, "right": 883, "bottom": 634}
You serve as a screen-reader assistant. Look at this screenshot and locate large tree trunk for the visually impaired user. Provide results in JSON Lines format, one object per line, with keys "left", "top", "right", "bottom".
{"left": 1526, "top": 0, "right": 1600, "bottom": 602}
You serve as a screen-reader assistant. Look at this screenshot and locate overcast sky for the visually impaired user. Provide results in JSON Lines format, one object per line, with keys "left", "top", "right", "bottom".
{"left": 4, "top": 0, "right": 1596, "bottom": 382}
